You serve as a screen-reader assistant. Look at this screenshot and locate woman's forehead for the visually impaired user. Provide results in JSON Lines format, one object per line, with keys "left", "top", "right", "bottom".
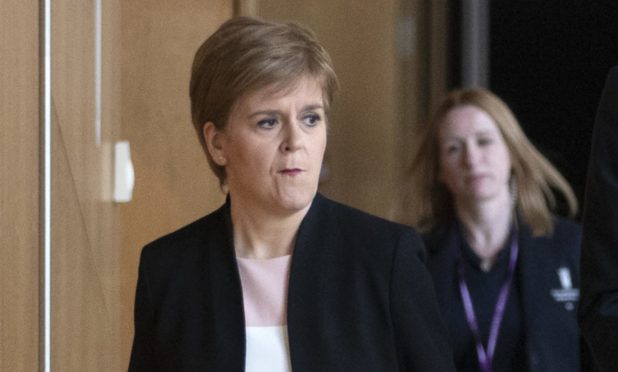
{"left": 234, "top": 77, "right": 325, "bottom": 110}
{"left": 439, "top": 105, "right": 499, "bottom": 137}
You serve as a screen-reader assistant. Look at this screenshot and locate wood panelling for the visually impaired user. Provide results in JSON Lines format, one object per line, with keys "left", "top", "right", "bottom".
{"left": 51, "top": 0, "right": 121, "bottom": 370}
{"left": 120, "top": 0, "right": 233, "bottom": 366}
{"left": 0, "top": 1, "right": 39, "bottom": 371}
{"left": 258, "top": 0, "right": 403, "bottom": 219}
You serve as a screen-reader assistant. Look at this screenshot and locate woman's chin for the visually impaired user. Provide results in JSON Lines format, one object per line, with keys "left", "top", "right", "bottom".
{"left": 272, "top": 190, "right": 317, "bottom": 214}
{"left": 463, "top": 188, "right": 509, "bottom": 205}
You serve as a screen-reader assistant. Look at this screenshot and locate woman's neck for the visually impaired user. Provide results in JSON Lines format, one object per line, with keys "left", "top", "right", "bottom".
{"left": 455, "top": 193, "right": 514, "bottom": 264}
{"left": 229, "top": 198, "right": 310, "bottom": 259}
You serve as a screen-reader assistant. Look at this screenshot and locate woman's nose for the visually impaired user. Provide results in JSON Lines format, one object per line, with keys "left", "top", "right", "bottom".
{"left": 280, "top": 121, "right": 303, "bottom": 152}
{"left": 463, "top": 144, "right": 480, "bottom": 165}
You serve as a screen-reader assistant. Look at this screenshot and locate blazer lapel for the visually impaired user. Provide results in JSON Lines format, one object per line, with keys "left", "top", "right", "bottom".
{"left": 287, "top": 193, "right": 331, "bottom": 370}
{"left": 518, "top": 225, "right": 579, "bottom": 372}
{"left": 518, "top": 226, "right": 550, "bottom": 371}
{"left": 204, "top": 201, "right": 246, "bottom": 371}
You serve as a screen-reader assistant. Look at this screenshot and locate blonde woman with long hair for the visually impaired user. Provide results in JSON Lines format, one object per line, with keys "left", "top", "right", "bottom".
{"left": 400, "top": 88, "right": 581, "bottom": 372}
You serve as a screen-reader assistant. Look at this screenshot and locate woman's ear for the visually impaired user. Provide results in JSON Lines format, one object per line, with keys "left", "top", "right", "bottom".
{"left": 203, "top": 122, "right": 227, "bottom": 166}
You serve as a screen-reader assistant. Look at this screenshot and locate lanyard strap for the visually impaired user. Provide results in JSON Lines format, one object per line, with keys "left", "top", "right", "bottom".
{"left": 456, "top": 228, "right": 519, "bottom": 372}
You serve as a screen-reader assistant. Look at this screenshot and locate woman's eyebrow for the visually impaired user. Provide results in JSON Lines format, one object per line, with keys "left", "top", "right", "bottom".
{"left": 248, "top": 104, "right": 324, "bottom": 118}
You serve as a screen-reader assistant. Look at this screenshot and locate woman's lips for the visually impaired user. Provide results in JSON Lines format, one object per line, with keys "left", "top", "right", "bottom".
{"left": 466, "top": 174, "right": 488, "bottom": 183}
{"left": 280, "top": 168, "right": 303, "bottom": 175}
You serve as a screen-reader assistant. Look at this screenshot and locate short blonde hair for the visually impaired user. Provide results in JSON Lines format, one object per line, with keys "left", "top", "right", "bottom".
{"left": 401, "top": 88, "right": 577, "bottom": 236}
{"left": 189, "top": 16, "right": 339, "bottom": 185}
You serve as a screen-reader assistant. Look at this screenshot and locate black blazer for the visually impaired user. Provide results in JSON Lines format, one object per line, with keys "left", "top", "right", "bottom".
{"left": 423, "top": 218, "right": 581, "bottom": 372}
{"left": 129, "top": 194, "right": 456, "bottom": 371}
{"left": 580, "top": 66, "right": 618, "bottom": 372}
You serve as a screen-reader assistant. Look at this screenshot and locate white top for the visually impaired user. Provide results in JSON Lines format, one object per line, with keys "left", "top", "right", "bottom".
{"left": 237, "top": 255, "right": 292, "bottom": 372}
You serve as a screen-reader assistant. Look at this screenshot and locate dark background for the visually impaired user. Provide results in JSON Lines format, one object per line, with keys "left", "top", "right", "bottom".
{"left": 450, "top": 0, "right": 618, "bottom": 220}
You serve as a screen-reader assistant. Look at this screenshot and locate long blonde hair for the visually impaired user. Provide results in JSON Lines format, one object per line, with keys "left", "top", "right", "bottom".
{"left": 399, "top": 88, "right": 577, "bottom": 236}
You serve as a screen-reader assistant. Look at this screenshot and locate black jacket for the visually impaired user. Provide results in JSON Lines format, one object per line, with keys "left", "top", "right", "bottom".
{"left": 580, "top": 65, "right": 618, "bottom": 372}
{"left": 129, "top": 194, "right": 455, "bottom": 371}
{"left": 423, "top": 218, "right": 581, "bottom": 372}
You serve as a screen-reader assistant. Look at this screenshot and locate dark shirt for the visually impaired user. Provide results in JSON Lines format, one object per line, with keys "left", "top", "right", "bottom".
{"left": 449, "top": 228, "right": 528, "bottom": 372}
{"left": 425, "top": 218, "right": 581, "bottom": 372}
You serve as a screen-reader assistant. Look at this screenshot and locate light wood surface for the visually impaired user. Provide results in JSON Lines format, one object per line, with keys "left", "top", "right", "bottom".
{"left": 258, "top": 0, "right": 405, "bottom": 218}
{"left": 258, "top": 0, "right": 447, "bottom": 220}
{"left": 119, "top": 0, "right": 232, "bottom": 366}
{"left": 50, "top": 0, "right": 121, "bottom": 370}
{"left": 0, "top": 1, "right": 40, "bottom": 371}
{"left": 0, "top": 1, "right": 446, "bottom": 370}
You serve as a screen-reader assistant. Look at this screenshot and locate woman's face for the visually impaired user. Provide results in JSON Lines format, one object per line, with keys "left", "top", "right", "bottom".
{"left": 437, "top": 105, "right": 512, "bottom": 205}
{"left": 211, "top": 76, "right": 327, "bottom": 216}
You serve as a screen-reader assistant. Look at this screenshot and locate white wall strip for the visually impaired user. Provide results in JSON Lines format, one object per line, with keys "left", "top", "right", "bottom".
{"left": 43, "top": 0, "right": 52, "bottom": 370}
{"left": 95, "top": 0, "right": 102, "bottom": 145}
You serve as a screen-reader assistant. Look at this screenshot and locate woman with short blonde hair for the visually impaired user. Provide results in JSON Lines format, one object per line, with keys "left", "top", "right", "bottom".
{"left": 129, "top": 16, "right": 455, "bottom": 372}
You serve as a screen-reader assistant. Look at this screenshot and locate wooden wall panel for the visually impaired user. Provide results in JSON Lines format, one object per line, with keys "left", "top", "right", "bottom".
{"left": 257, "top": 0, "right": 402, "bottom": 219}
{"left": 120, "top": 0, "right": 233, "bottom": 366}
{"left": 0, "top": 1, "right": 39, "bottom": 371}
{"left": 258, "top": 1, "right": 445, "bottom": 221}
{"left": 51, "top": 0, "right": 121, "bottom": 370}
{"left": 0, "top": 2, "right": 444, "bottom": 370}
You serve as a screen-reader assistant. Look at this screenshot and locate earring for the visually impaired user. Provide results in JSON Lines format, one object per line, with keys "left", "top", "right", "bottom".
{"left": 510, "top": 176, "right": 518, "bottom": 205}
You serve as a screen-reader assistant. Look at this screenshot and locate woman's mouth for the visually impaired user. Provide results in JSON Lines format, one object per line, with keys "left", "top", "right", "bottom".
{"left": 280, "top": 168, "right": 303, "bottom": 176}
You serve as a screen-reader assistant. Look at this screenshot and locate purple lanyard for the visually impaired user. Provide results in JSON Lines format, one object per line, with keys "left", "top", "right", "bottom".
{"left": 456, "top": 228, "right": 519, "bottom": 372}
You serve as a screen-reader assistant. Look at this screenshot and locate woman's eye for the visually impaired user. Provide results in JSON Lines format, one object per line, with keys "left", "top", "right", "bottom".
{"left": 478, "top": 137, "right": 493, "bottom": 146}
{"left": 257, "top": 118, "right": 277, "bottom": 129}
{"left": 303, "top": 113, "right": 322, "bottom": 127}
{"left": 444, "top": 144, "right": 460, "bottom": 155}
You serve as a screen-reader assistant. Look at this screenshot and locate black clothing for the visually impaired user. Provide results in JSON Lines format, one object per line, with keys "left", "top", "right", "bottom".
{"left": 424, "top": 218, "right": 581, "bottom": 372}
{"left": 129, "top": 193, "right": 456, "bottom": 371}
{"left": 580, "top": 65, "right": 618, "bottom": 372}
{"left": 452, "top": 226, "right": 527, "bottom": 372}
